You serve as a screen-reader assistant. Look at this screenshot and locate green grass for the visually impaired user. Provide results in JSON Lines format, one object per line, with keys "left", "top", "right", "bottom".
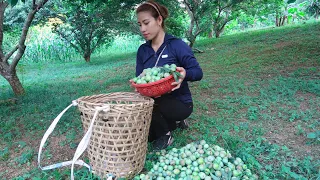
{"left": 1, "top": 22, "right": 320, "bottom": 179}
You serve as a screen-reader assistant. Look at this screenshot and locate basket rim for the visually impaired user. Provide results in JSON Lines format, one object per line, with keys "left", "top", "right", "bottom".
{"left": 77, "top": 92, "right": 154, "bottom": 106}
{"left": 131, "top": 75, "right": 174, "bottom": 88}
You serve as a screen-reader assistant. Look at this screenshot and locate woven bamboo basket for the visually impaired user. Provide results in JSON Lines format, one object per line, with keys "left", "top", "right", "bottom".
{"left": 77, "top": 92, "right": 154, "bottom": 179}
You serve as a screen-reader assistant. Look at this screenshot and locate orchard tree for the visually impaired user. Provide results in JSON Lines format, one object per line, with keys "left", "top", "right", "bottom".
{"left": 160, "top": 0, "right": 188, "bottom": 38}
{"left": 259, "top": 0, "right": 309, "bottom": 27}
{"left": 51, "top": 0, "right": 137, "bottom": 62}
{"left": 182, "top": 0, "right": 212, "bottom": 48}
{"left": 307, "top": 0, "right": 319, "bottom": 19}
{"left": 274, "top": 0, "right": 288, "bottom": 26}
{"left": 4, "top": 0, "right": 53, "bottom": 32}
{"left": 0, "top": 0, "right": 49, "bottom": 96}
{"left": 286, "top": 1, "right": 309, "bottom": 23}
{"left": 208, "top": 0, "right": 246, "bottom": 38}
{"left": 238, "top": 0, "right": 290, "bottom": 27}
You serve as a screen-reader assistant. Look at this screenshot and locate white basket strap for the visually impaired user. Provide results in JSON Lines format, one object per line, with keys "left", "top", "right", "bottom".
{"left": 38, "top": 102, "right": 112, "bottom": 179}
{"left": 71, "top": 105, "right": 110, "bottom": 180}
{"left": 37, "top": 101, "right": 89, "bottom": 171}
{"left": 41, "top": 159, "right": 90, "bottom": 170}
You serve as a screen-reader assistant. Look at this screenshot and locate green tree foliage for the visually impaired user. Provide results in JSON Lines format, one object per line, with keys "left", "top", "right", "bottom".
{"left": 159, "top": 0, "right": 188, "bottom": 38}
{"left": 4, "top": 2, "right": 29, "bottom": 32}
{"left": 125, "top": 0, "right": 188, "bottom": 38}
{"left": 253, "top": 0, "right": 316, "bottom": 27}
{"left": 208, "top": 0, "right": 247, "bottom": 38}
{"left": 235, "top": 0, "right": 288, "bottom": 27}
{"left": 287, "top": 1, "right": 309, "bottom": 23}
{"left": 0, "top": 0, "right": 49, "bottom": 96}
{"left": 4, "top": 0, "right": 54, "bottom": 32}
{"left": 268, "top": 0, "right": 288, "bottom": 26}
{"left": 7, "top": 0, "right": 26, "bottom": 6}
{"left": 182, "top": 0, "right": 213, "bottom": 47}
{"left": 306, "top": 0, "right": 319, "bottom": 19}
{"left": 50, "top": 0, "right": 137, "bottom": 62}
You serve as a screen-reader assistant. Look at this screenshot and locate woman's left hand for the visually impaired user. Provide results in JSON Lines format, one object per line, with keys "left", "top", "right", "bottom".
{"left": 171, "top": 67, "right": 186, "bottom": 91}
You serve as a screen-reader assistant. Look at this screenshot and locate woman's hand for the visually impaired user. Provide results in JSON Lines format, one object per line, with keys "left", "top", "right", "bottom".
{"left": 171, "top": 67, "right": 186, "bottom": 91}
{"left": 129, "top": 79, "right": 138, "bottom": 92}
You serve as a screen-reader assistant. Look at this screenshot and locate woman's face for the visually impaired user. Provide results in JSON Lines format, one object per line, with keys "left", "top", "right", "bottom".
{"left": 137, "top": 11, "right": 162, "bottom": 41}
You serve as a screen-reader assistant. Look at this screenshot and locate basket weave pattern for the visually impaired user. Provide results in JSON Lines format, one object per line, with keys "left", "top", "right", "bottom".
{"left": 77, "top": 92, "right": 154, "bottom": 179}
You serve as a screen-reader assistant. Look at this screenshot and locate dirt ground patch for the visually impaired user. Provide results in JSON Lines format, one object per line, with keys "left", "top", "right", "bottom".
{"left": 262, "top": 91, "right": 319, "bottom": 160}
{"left": 273, "top": 41, "right": 294, "bottom": 49}
{"left": 0, "top": 133, "right": 80, "bottom": 179}
{"left": 295, "top": 91, "right": 319, "bottom": 111}
{"left": 264, "top": 120, "right": 319, "bottom": 159}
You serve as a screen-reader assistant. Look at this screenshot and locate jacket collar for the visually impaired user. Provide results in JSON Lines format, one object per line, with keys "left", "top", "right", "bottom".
{"left": 145, "top": 33, "right": 176, "bottom": 47}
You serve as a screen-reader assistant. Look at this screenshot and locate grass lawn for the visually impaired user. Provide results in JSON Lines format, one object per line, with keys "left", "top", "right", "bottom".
{"left": 0, "top": 22, "right": 319, "bottom": 179}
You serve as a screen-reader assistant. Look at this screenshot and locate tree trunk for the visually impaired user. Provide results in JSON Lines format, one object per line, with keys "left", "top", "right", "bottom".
{"left": 0, "top": 0, "right": 48, "bottom": 96}
{"left": 187, "top": 13, "right": 195, "bottom": 47}
{"left": 253, "top": 18, "right": 257, "bottom": 28}
{"left": 208, "top": 28, "right": 213, "bottom": 38}
{"left": 7, "top": 73, "right": 24, "bottom": 95}
{"left": 84, "top": 52, "right": 91, "bottom": 62}
{"left": 276, "top": 15, "right": 287, "bottom": 27}
{"left": 215, "top": 20, "right": 228, "bottom": 38}
{"left": 281, "top": 16, "right": 287, "bottom": 26}
{"left": 184, "top": 1, "right": 199, "bottom": 48}
{"left": 215, "top": 26, "right": 226, "bottom": 38}
{"left": 0, "top": 66, "right": 25, "bottom": 95}
{"left": 189, "top": 40, "right": 195, "bottom": 48}
{"left": 188, "top": 34, "right": 196, "bottom": 48}
{"left": 215, "top": 30, "right": 221, "bottom": 38}
{"left": 316, "top": 8, "right": 319, "bottom": 19}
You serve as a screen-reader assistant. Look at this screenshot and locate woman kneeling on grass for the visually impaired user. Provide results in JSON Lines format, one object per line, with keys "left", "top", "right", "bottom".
{"left": 134, "top": 1, "right": 203, "bottom": 150}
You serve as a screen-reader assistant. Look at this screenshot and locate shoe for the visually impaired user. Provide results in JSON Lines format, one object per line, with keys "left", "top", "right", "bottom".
{"left": 177, "top": 119, "right": 189, "bottom": 130}
{"left": 152, "top": 134, "right": 174, "bottom": 150}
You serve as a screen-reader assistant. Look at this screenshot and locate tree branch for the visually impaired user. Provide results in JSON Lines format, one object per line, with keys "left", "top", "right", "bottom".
{"left": 88, "top": 26, "right": 94, "bottom": 53}
{"left": 4, "top": 45, "right": 19, "bottom": 62}
{"left": 192, "top": 0, "right": 202, "bottom": 33}
{"left": 219, "top": 18, "right": 229, "bottom": 32}
{"left": 35, "top": 0, "right": 48, "bottom": 10}
{"left": 72, "top": 20, "right": 87, "bottom": 52}
{"left": 184, "top": 0, "right": 195, "bottom": 39}
{"left": 195, "top": 29, "right": 202, "bottom": 37}
{"left": 10, "top": 0, "right": 49, "bottom": 71}
{"left": 76, "top": 32, "right": 86, "bottom": 52}
{"left": 185, "top": 0, "right": 202, "bottom": 35}
{"left": 91, "top": 36, "right": 103, "bottom": 53}
{"left": 55, "top": 29, "right": 81, "bottom": 53}
{"left": 0, "top": 2, "right": 8, "bottom": 61}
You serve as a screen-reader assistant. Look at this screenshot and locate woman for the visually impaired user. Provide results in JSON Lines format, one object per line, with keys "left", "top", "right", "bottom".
{"left": 135, "top": 1, "right": 203, "bottom": 150}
